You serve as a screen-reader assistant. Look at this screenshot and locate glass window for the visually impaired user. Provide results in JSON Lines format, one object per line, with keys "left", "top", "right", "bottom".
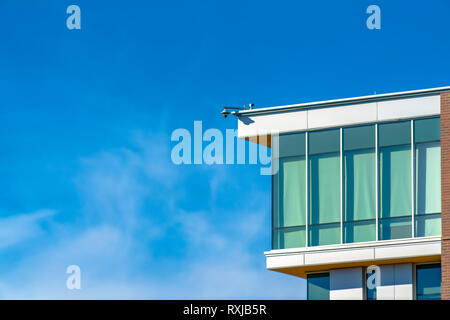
{"left": 366, "top": 268, "right": 377, "bottom": 300}
{"left": 378, "top": 121, "right": 412, "bottom": 240}
{"left": 343, "top": 125, "right": 376, "bottom": 243}
{"left": 307, "top": 273, "right": 330, "bottom": 300}
{"left": 414, "top": 118, "right": 441, "bottom": 237}
{"left": 308, "top": 129, "right": 340, "bottom": 246}
{"left": 278, "top": 132, "right": 307, "bottom": 158}
{"left": 416, "top": 264, "right": 441, "bottom": 300}
{"left": 273, "top": 133, "right": 306, "bottom": 249}
{"left": 272, "top": 117, "right": 441, "bottom": 249}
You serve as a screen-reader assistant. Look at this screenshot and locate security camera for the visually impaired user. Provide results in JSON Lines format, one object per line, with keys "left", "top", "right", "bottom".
{"left": 221, "top": 104, "right": 254, "bottom": 118}
{"left": 221, "top": 109, "right": 231, "bottom": 118}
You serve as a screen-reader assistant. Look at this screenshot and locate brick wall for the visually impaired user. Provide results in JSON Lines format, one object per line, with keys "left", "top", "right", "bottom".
{"left": 441, "top": 91, "right": 450, "bottom": 300}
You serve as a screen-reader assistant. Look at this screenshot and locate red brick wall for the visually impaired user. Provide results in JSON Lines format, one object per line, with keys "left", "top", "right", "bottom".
{"left": 441, "top": 91, "right": 450, "bottom": 300}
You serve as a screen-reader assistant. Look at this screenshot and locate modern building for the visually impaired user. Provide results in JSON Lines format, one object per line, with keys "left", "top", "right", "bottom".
{"left": 235, "top": 86, "right": 450, "bottom": 300}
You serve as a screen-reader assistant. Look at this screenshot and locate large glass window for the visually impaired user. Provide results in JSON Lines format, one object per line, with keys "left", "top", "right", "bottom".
{"left": 416, "top": 264, "right": 441, "bottom": 300}
{"left": 308, "top": 129, "right": 340, "bottom": 246}
{"left": 343, "top": 125, "right": 376, "bottom": 243}
{"left": 307, "top": 272, "right": 330, "bottom": 300}
{"left": 414, "top": 118, "right": 441, "bottom": 237}
{"left": 273, "top": 133, "right": 306, "bottom": 249}
{"left": 378, "top": 121, "right": 412, "bottom": 240}
{"left": 272, "top": 117, "right": 441, "bottom": 250}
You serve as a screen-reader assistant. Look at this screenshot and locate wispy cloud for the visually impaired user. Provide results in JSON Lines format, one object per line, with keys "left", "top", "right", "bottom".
{"left": 0, "top": 210, "right": 57, "bottom": 250}
{"left": 0, "top": 132, "right": 305, "bottom": 299}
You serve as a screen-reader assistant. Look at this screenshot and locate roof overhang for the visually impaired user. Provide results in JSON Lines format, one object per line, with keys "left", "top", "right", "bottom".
{"left": 236, "top": 86, "right": 450, "bottom": 146}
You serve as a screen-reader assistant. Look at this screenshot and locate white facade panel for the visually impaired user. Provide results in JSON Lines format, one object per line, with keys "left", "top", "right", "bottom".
{"left": 237, "top": 110, "right": 307, "bottom": 138}
{"left": 375, "top": 241, "right": 441, "bottom": 260}
{"left": 266, "top": 253, "right": 304, "bottom": 269}
{"left": 305, "top": 248, "right": 374, "bottom": 266}
{"left": 376, "top": 265, "right": 395, "bottom": 300}
{"left": 394, "top": 264, "right": 413, "bottom": 300}
{"left": 395, "top": 284, "right": 414, "bottom": 300}
{"left": 307, "top": 103, "right": 377, "bottom": 130}
{"left": 376, "top": 264, "right": 413, "bottom": 300}
{"left": 330, "top": 268, "right": 364, "bottom": 300}
{"left": 237, "top": 93, "right": 441, "bottom": 139}
{"left": 376, "top": 95, "right": 440, "bottom": 121}
{"left": 265, "top": 237, "right": 440, "bottom": 271}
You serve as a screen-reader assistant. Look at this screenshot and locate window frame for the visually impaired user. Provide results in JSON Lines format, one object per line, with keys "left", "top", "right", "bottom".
{"left": 306, "top": 271, "right": 330, "bottom": 300}
{"left": 272, "top": 116, "right": 441, "bottom": 250}
{"left": 414, "top": 262, "right": 442, "bottom": 300}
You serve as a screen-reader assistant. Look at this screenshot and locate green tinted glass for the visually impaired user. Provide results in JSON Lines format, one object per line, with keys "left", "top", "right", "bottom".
{"left": 308, "top": 129, "right": 340, "bottom": 155}
{"left": 414, "top": 117, "right": 440, "bottom": 143}
{"left": 309, "top": 152, "right": 340, "bottom": 246}
{"left": 414, "top": 119, "right": 441, "bottom": 238}
{"left": 278, "top": 132, "right": 306, "bottom": 158}
{"left": 378, "top": 122, "right": 412, "bottom": 240}
{"left": 379, "top": 121, "right": 410, "bottom": 147}
{"left": 273, "top": 227, "right": 306, "bottom": 249}
{"left": 272, "top": 153, "right": 306, "bottom": 249}
{"left": 307, "top": 273, "right": 330, "bottom": 300}
{"left": 343, "top": 125, "right": 376, "bottom": 243}
{"left": 416, "top": 264, "right": 441, "bottom": 300}
{"left": 343, "top": 125, "right": 375, "bottom": 151}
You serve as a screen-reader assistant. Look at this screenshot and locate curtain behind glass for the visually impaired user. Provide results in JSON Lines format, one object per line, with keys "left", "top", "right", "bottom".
{"left": 415, "top": 142, "right": 441, "bottom": 237}
{"left": 309, "top": 153, "right": 340, "bottom": 246}
{"left": 379, "top": 145, "right": 412, "bottom": 240}
{"left": 273, "top": 157, "right": 306, "bottom": 249}
{"left": 344, "top": 149, "right": 376, "bottom": 243}
{"left": 281, "top": 158, "right": 306, "bottom": 226}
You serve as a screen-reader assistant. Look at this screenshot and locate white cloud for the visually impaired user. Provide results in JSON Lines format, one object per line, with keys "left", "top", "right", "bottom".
{"left": 0, "top": 210, "right": 57, "bottom": 249}
{"left": 0, "top": 133, "right": 306, "bottom": 299}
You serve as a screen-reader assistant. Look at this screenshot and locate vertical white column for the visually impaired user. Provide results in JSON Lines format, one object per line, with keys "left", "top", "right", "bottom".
{"left": 305, "top": 131, "right": 309, "bottom": 247}
{"left": 340, "top": 128, "right": 343, "bottom": 244}
{"left": 375, "top": 124, "right": 379, "bottom": 241}
{"left": 411, "top": 120, "right": 415, "bottom": 238}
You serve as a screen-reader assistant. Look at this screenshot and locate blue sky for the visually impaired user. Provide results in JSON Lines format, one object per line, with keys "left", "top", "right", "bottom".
{"left": 0, "top": 0, "right": 448, "bottom": 299}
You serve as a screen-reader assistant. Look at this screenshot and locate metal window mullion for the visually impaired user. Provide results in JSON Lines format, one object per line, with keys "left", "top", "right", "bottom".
{"left": 340, "top": 128, "right": 343, "bottom": 244}
{"left": 305, "top": 131, "right": 309, "bottom": 247}
{"left": 375, "top": 124, "right": 379, "bottom": 241}
{"left": 411, "top": 120, "right": 415, "bottom": 238}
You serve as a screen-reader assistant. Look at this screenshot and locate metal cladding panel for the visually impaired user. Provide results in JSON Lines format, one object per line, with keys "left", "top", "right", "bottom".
{"left": 237, "top": 94, "right": 441, "bottom": 140}
{"left": 266, "top": 253, "right": 304, "bottom": 269}
{"left": 376, "top": 264, "right": 413, "bottom": 300}
{"left": 304, "top": 248, "right": 374, "bottom": 265}
{"left": 330, "top": 268, "right": 364, "bottom": 300}
{"left": 237, "top": 110, "right": 307, "bottom": 138}
{"left": 377, "top": 95, "right": 440, "bottom": 120}
{"left": 308, "top": 103, "right": 377, "bottom": 130}
{"left": 375, "top": 241, "right": 441, "bottom": 260}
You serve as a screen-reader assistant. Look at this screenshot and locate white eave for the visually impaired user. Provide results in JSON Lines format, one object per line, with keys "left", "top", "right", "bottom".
{"left": 237, "top": 86, "right": 450, "bottom": 117}
{"left": 236, "top": 86, "right": 449, "bottom": 140}
{"left": 265, "top": 237, "right": 441, "bottom": 277}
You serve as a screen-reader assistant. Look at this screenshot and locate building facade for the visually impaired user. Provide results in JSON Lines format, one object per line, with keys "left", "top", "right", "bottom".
{"left": 236, "top": 87, "right": 450, "bottom": 300}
